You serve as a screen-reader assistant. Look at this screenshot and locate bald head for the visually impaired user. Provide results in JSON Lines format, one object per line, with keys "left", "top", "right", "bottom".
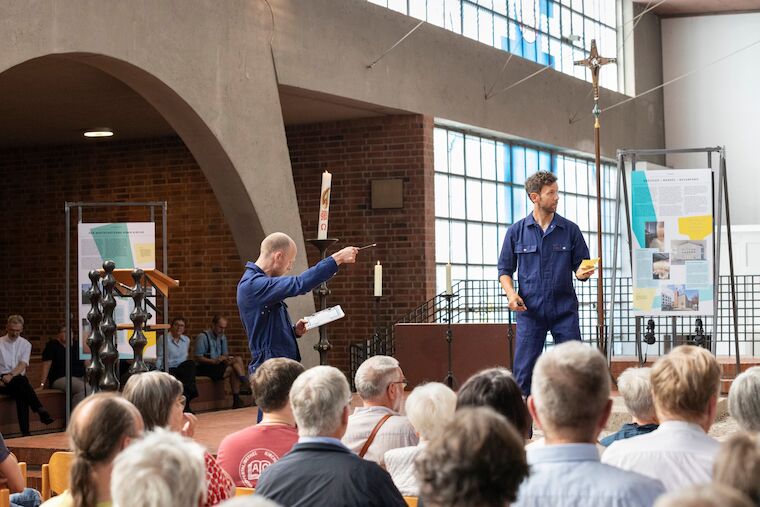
{"left": 260, "top": 233, "right": 296, "bottom": 257}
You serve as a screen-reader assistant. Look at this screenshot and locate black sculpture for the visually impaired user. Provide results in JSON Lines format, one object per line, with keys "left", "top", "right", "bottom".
{"left": 85, "top": 269, "right": 105, "bottom": 392}
{"left": 643, "top": 318, "right": 656, "bottom": 345}
{"left": 99, "top": 260, "right": 120, "bottom": 391}
{"left": 128, "top": 269, "right": 150, "bottom": 374}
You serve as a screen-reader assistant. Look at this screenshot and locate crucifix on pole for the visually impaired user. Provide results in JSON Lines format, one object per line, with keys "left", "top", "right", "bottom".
{"left": 574, "top": 39, "right": 616, "bottom": 355}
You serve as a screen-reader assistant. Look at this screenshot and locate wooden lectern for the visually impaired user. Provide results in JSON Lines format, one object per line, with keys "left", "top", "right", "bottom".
{"left": 98, "top": 268, "right": 180, "bottom": 331}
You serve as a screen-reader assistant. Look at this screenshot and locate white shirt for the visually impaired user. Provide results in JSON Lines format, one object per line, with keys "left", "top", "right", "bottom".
{"left": 601, "top": 420, "right": 719, "bottom": 491}
{"left": 384, "top": 443, "right": 425, "bottom": 496}
{"left": 0, "top": 335, "right": 32, "bottom": 375}
{"left": 342, "top": 406, "right": 419, "bottom": 467}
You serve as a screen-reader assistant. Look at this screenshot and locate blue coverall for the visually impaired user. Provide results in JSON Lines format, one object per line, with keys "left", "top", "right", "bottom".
{"left": 237, "top": 256, "right": 338, "bottom": 375}
{"left": 497, "top": 212, "right": 590, "bottom": 395}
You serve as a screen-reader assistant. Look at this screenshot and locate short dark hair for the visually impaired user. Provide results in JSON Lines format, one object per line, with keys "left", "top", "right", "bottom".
{"left": 417, "top": 406, "right": 528, "bottom": 507}
{"left": 211, "top": 314, "right": 225, "bottom": 325}
{"left": 456, "top": 367, "right": 531, "bottom": 438}
{"left": 525, "top": 171, "right": 557, "bottom": 196}
{"left": 251, "top": 358, "right": 305, "bottom": 412}
{"left": 170, "top": 317, "right": 186, "bottom": 327}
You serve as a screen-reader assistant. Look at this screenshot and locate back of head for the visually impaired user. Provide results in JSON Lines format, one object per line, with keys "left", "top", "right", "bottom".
{"left": 404, "top": 382, "right": 456, "bottom": 441}
{"left": 123, "top": 371, "right": 183, "bottom": 430}
{"left": 111, "top": 427, "right": 206, "bottom": 507}
{"left": 68, "top": 393, "right": 143, "bottom": 507}
{"left": 416, "top": 406, "right": 528, "bottom": 507}
{"left": 260, "top": 232, "right": 294, "bottom": 257}
{"left": 617, "top": 367, "right": 656, "bottom": 421}
{"left": 354, "top": 355, "right": 399, "bottom": 401}
{"left": 456, "top": 367, "right": 531, "bottom": 438}
{"left": 654, "top": 484, "right": 754, "bottom": 507}
{"left": 531, "top": 341, "right": 610, "bottom": 441}
{"left": 251, "top": 358, "right": 305, "bottom": 412}
{"left": 651, "top": 345, "right": 721, "bottom": 421}
{"left": 714, "top": 432, "right": 760, "bottom": 505}
{"left": 290, "top": 365, "right": 350, "bottom": 437}
{"left": 729, "top": 366, "right": 760, "bottom": 432}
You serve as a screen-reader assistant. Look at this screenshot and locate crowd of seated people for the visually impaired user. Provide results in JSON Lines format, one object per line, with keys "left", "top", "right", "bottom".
{"left": 8, "top": 335, "right": 760, "bottom": 507}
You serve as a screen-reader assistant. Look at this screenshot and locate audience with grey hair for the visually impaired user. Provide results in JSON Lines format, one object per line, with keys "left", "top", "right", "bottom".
{"left": 384, "top": 382, "right": 457, "bottom": 496}
{"left": 653, "top": 484, "right": 754, "bottom": 507}
{"left": 343, "top": 355, "right": 418, "bottom": 467}
{"left": 111, "top": 427, "right": 206, "bottom": 507}
{"left": 516, "top": 342, "right": 665, "bottom": 507}
{"left": 289, "top": 365, "right": 351, "bottom": 436}
{"left": 729, "top": 366, "right": 760, "bottom": 432}
{"left": 600, "top": 367, "right": 659, "bottom": 447}
{"left": 256, "top": 366, "right": 406, "bottom": 506}
{"left": 713, "top": 432, "right": 760, "bottom": 505}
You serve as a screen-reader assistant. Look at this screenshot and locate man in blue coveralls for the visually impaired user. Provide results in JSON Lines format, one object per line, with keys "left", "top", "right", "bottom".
{"left": 237, "top": 232, "right": 359, "bottom": 375}
{"left": 498, "top": 171, "right": 595, "bottom": 395}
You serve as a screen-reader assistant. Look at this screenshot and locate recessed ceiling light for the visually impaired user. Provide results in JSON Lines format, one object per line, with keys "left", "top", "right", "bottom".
{"left": 83, "top": 128, "right": 114, "bottom": 138}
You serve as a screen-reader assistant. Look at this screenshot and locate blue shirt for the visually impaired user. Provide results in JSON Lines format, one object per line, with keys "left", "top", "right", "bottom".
{"left": 156, "top": 332, "right": 190, "bottom": 369}
{"left": 195, "top": 330, "right": 229, "bottom": 360}
{"left": 237, "top": 257, "right": 339, "bottom": 374}
{"left": 514, "top": 443, "right": 665, "bottom": 507}
{"left": 600, "top": 423, "right": 659, "bottom": 447}
{"left": 498, "top": 213, "right": 589, "bottom": 319}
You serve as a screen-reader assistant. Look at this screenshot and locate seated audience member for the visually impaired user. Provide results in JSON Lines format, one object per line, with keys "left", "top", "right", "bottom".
{"left": 40, "top": 325, "right": 87, "bottom": 408}
{"left": 41, "top": 393, "right": 144, "bottom": 507}
{"left": 600, "top": 367, "right": 658, "bottom": 446}
{"left": 111, "top": 428, "right": 206, "bottom": 507}
{"left": 456, "top": 367, "right": 531, "bottom": 439}
{"left": 1, "top": 431, "right": 41, "bottom": 507}
{"left": 515, "top": 342, "right": 665, "bottom": 507}
{"left": 217, "top": 358, "right": 304, "bottom": 488}
{"left": 123, "top": 371, "right": 234, "bottom": 506}
{"left": 728, "top": 366, "right": 760, "bottom": 432}
{"left": 602, "top": 345, "right": 722, "bottom": 491}
{"left": 195, "top": 315, "right": 249, "bottom": 409}
{"left": 713, "top": 432, "right": 760, "bottom": 505}
{"left": 654, "top": 485, "right": 754, "bottom": 507}
{"left": 384, "top": 382, "right": 456, "bottom": 496}
{"left": 0, "top": 315, "right": 54, "bottom": 436}
{"left": 342, "top": 356, "right": 418, "bottom": 467}
{"left": 417, "top": 406, "right": 528, "bottom": 507}
{"left": 156, "top": 317, "right": 198, "bottom": 413}
{"left": 256, "top": 366, "right": 406, "bottom": 507}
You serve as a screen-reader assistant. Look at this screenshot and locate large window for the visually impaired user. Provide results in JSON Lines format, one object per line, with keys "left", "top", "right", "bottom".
{"left": 434, "top": 126, "right": 619, "bottom": 293}
{"left": 368, "top": 0, "right": 619, "bottom": 92}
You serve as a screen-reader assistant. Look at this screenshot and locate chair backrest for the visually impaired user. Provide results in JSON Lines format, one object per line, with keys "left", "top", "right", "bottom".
{"left": 404, "top": 496, "right": 419, "bottom": 507}
{"left": 0, "top": 488, "right": 9, "bottom": 507}
{"left": 235, "top": 487, "right": 255, "bottom": 496}
{"left": 41, "top": 451, "right": 74, "bottom": 500}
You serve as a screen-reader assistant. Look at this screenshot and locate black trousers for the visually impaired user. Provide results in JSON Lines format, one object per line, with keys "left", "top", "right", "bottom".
{"left": 169, "top": 360, "right": 198, "bottom": 406}
{"left": 0, "top": 375, "right": 43, "bottom": 435}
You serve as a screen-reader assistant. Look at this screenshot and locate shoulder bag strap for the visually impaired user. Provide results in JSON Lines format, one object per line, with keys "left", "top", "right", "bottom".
{"left": 358, "top": 414, "right": 393, "bottom": 458}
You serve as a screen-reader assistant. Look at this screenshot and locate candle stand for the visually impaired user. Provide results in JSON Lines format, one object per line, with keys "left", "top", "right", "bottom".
{"left": 443, "top": 292, "right": 455, "bottom": 389}
{"left": 308, "top": 238, "right": 339, "bottom": 365}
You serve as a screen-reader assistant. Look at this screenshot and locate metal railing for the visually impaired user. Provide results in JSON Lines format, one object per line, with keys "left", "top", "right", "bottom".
{"left": 349, "top": 275, "right": 760, "bottom": 381}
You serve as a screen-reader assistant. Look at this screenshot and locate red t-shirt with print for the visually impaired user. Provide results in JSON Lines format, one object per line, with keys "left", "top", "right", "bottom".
{"left": 216, "top": 424, "right": 299, "bottom": 488}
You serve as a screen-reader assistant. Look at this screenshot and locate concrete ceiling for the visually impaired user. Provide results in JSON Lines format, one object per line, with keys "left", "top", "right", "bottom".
{"left": 635, "top": 0, "right": 760, "bottom": 16}
{"left": 0, "top": 56, "right": 407, "bottom": 149}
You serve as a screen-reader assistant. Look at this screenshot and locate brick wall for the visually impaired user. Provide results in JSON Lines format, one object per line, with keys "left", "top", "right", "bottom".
{"left": 0, "top": 137, "right": 249, "bottom": 357}
{"left": 287, "top": 114, "right": 436, "bottom": 374}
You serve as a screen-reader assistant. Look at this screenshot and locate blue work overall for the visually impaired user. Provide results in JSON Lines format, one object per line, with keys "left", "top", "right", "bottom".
{"left": 498, "top": 213, "right": 590, "bottom": 395}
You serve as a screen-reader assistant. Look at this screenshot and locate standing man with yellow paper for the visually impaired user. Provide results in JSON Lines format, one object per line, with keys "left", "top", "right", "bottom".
{"left": 498, "top": 171, "right": 595, "bottom": 395}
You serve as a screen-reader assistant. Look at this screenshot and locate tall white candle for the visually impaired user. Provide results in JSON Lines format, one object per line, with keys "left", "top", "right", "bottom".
{"left": 318, "top": 171, "right": 332, "bottom": 239}
{"left": 374, "top": 261, "right": 383, "bottom": 297}
{"left": 445, "top": 262, "right": 453, "bottom": 295}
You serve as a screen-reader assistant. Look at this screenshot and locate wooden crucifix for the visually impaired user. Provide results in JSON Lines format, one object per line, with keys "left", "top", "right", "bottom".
{"left": 574, "top": 39, "right": 616, "bottom": 356}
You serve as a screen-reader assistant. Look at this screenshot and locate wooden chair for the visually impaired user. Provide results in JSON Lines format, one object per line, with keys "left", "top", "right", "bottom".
{"left": 404, "top": 497, "right": 419, "bottom": 507}
{"left": 41, "top": 451, "right": 74, "bottom": 500}
{"left": 235, "top": 487, "right": 255, "bottom": 496}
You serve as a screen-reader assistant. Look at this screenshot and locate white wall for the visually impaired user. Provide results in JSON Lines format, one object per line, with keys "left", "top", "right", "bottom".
{"left": 661, "top": 13, "right": 760, "bottom": 233}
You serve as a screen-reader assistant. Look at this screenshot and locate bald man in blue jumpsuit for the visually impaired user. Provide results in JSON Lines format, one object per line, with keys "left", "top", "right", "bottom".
{"left": 498, "top": 171, "right": 595, "bottom": 395}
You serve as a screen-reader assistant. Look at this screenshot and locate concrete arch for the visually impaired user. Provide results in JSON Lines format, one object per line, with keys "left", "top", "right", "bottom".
{"left": 2, "top": 0, "right": 319, "bottom": 364}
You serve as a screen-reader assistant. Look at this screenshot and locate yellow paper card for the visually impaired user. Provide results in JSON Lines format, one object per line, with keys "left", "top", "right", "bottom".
{"left": 678, "top": 215, "right": 712, "bottom": 240}
{"left": 580, "top": 258, "right": 600, "bottom": 270}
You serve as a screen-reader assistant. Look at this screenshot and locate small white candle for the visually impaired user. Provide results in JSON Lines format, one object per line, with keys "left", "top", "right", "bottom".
{"left": 445, "top": 262, "right": 453, "bottom": 295}
{"left": 374, "top": 261, "right": 383, "bottom": 297}
{"left": 318, "top": 171, "right": 332, "bottom": 239}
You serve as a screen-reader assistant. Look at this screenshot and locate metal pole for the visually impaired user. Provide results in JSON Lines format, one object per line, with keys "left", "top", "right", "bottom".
{"left": 594, "top": 112, "right": 605, "bottom": 355}
{"left": 162, "top": 203, "right": 169, "bottom": 372}
{"left": 711, "top": 151, "right": 720, "bottom": 355}
{"left": 64, "top": 204, "right": 72, "bottom": 423}
{"left": 608, "top": 153, "right": 624, "bottom": 364}
{"left": 721, "top": 152, "right": 741, "bottom": 375}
